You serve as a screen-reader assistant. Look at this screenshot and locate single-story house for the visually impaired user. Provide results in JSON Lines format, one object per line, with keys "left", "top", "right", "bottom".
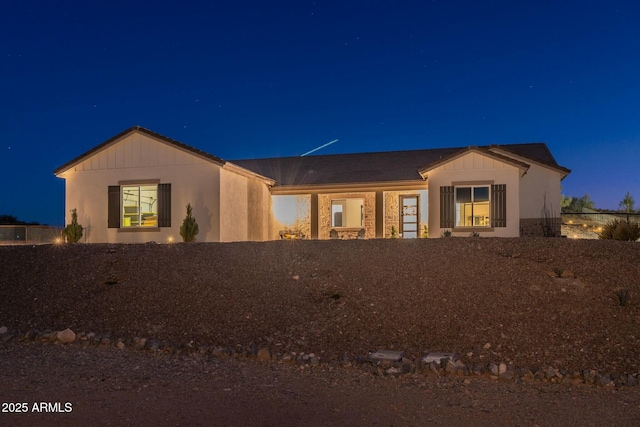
{"left": 54, "top": 126, "right": 570, "bottom": 243}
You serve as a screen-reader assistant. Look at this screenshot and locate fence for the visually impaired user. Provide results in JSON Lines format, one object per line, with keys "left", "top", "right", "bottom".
{"left": 561, "top": 209, "right": 640, "bottom": 224}
{"left": 0, "top": 225, "right": 64, "bottom": 245}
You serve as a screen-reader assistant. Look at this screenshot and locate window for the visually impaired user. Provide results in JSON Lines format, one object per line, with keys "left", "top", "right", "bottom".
{"left": 331, "top": 198, "right": 363, "bottom": 228}
{"left": 455, "top": 186, "right": 490, "bottom": 227}
{"left": 440, "top": 184, "right": 506, "bottom": 229}
{"left": 122, "top": 185, "right": 158, "bottom": 227}
{"left": 108, "top": 183, "right": 171, "bottom": 229}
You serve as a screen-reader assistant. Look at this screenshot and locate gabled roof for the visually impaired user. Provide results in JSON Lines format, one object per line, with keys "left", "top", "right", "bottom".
{"left": 55, "top": 126, "right": 570, "bottom": 187}
{"left": 232, "top": 142, "right": 570, "bottom": 187}
{"left": 54, "top": 126, "right": 226, "bottom": 176}
{"left": 417, "top": 146, "right": 531, "bottom": 177}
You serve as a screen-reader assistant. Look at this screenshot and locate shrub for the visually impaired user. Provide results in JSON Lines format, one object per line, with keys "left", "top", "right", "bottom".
{"left": 469, "top": 232, "right": 480, "bottom": 237}
{"left": 612, "top": 289, "right": 631, "bottom": 307}
{"left": 599, "top": 219, "right": 640, "bottom": 241}
{"left": 422, "top": 225, "right": 429, "bottom": 238}
{"left": 441, "top": 229, "right": 452, "bottom": 238}
{"left": 63, "top": 209, "right": 83, "bottom": 243}
{"left": 179, "top": 203, "right": 199, "bottom": 242}
{"left": 390, "top": 226, "right": 397, "bottom": 238}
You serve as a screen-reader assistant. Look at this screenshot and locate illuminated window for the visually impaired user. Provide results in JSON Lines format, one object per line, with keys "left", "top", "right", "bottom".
{"left": 331, "top": 199, "right": 364, "bottom": 228}
{"left": 122, "top": 185, "right": 158, "bottom": 227}
{"left": 455, "top": 186, "right": 490, "bottom": 227}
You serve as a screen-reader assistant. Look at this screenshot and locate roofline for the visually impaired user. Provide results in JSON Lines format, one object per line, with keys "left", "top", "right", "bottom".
{"left": 223, "top": 162, "right": 276, "bottom": 186}
{"left": 270, "top": 179, "right": 428, "bottom": 195}
{"left": 488, "top": 145, "right": 571, "bottom": 177}
{"left": 418, "top": 146, "right": 531, "bottom": 177}
{"left": 53, "top": 126, "right": 227, "bottom": 176}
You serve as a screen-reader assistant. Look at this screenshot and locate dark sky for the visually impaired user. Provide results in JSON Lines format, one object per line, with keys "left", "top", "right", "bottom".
{"left": 2, "top": 1, "right": 639, "bottom": 226}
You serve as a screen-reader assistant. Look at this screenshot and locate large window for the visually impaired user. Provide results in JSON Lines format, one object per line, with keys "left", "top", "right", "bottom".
{"left": 108, "top": 183, "right": 170, "bottom": 229}
{"left": 331, "top": 198, "right": 364, "bottom": 228}
{"left": 455, "top": 186, "right": 490, "bottom": 227}
{"left": 122, "top": 185, "right": 158, "bottom": 227}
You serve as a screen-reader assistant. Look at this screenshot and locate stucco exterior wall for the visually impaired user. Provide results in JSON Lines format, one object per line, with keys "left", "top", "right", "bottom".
{"left": 427, "top": 152, "right": 521, "bottom": 238}
{"left": 61, "top": 131, "right": 222, "bottom": 243}
{"left": 519, "top": 163, "right": 563, "bottom": 218}
{"left": 219, "top": 167, "right": 271, "bottom": 242}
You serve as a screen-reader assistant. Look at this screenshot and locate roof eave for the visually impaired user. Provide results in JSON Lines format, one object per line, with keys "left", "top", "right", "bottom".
{"left": 54, "top": 126, "right": 227, "bottom": 176}
{"left": 418, "top": 146, "right": 530, "bottom": 177}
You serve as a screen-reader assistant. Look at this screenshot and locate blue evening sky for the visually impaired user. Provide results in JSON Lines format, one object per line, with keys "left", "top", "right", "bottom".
{"left": 2, "top": 1, "right": 639, "bottom": 225}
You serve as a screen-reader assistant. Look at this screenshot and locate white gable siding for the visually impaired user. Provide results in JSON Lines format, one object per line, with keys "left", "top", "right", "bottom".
{"left": 427, "top": 152, "right": 521, "bottom": 237}
{"left": 71, "top": 132, "right": 211, "bottom": 172}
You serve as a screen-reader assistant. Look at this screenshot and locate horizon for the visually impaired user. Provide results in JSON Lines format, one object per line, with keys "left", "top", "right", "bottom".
{"left": 2, "top": 1, "right": 639, "bottom": 225}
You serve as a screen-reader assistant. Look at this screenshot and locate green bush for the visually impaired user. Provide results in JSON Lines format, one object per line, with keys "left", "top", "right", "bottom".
{"left": 599, "top": 219, "right": 640, "bottom": 241}
{"left": 441, "top": 229, "right": 452, "bottom": 238}
{"left": 179, "top": 203, "right": 199, "bottom": 242}
{"left": 63, "top": 209, "right": 83, "bottom": 243}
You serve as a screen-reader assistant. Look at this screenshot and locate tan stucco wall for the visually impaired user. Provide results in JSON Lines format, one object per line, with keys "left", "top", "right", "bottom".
{"left": 59, "top": 131, "right": 271, "bottom": 243}
{"left": 519, "top": 163, "right": 564, "bottom": 218}
{"left": 427, "top": 151, "right": 521, "bottom": 238}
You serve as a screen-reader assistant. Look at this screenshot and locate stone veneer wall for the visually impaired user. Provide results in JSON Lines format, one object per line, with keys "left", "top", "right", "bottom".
{"left": 384, "top": 191, "right": 426, "bottom": 238}
{"left": 319, "top": 192, "right": 376, "bottom": 239}
{"left": 520, "top": 217, "right": 562, "bottom": 237}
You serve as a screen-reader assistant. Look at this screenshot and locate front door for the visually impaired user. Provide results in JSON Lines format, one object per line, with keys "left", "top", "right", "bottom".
{"left": 400, "top": 195, "right": 419, "bottom": 238}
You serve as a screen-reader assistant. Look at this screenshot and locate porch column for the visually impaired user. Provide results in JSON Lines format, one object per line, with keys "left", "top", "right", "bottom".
{"left": 311, "top": 193, "right": 318, "bottom": 239}
{"left": 375, "top": 191, "right": 384, "bottom": 238}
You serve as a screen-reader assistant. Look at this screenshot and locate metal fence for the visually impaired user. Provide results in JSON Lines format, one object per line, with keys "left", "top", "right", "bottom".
{"left": 0, "top": 225, "right": 64, "bottom": 245}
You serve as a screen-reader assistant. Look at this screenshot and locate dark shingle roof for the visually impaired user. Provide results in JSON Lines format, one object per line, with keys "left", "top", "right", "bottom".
{"left": 232, "top": 143, "right": 569, "bottom": 187}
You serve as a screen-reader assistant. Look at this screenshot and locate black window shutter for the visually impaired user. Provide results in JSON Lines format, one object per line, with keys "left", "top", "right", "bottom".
{"left": 440, "top": 186, "right": 455, "bottom": 228}
{"left": 157, "top": 183, "right": 171, "bottom": 227}
{"left": 108, "top": 186, "right": 120, "bottom": 228}
{"left": 491, "top": 184, "right": 507, "bottom": 227}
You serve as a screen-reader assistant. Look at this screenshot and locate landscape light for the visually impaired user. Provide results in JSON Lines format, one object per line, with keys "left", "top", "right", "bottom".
{"left": 167, "top": 236, "right": 174, "bottom": 243}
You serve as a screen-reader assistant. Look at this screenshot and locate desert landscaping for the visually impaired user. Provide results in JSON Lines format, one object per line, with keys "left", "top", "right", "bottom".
{"left": 1, "top": 236, "right": 640, "bottom": 425}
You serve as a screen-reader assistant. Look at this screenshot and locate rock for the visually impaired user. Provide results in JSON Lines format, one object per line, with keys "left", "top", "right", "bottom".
{"left": 596, "top": 374, "right": 613, "bottom": 387}
{"left": 133, "top": 337, "right": 147, "bottom": 349}
{"left": 626, "top": 374, "right": 638, "bottom": 387}
{"left": 146, "top": 339, "right": 160, "bottom": 351}
{"left": 489, "top": 363, "right": 500, "bottom": 376}
{"left": 428, "top": 361, "right": 441, "bottom": 375}
{"left": 256, "top": 348, "right": 271, "bottom": 362}
{"left": 498, "top": 363, "right": 507, "bottom": 374}
{"left": 310, "top": 355, "right": 321, "bottom": 366}
{"left": 499, "top": 371, "right": 515, "bottom": 382}
{"left": 0, "top": 326, "right": 7, "bottom": 335}
{"left": 483, "top": 343, "right": 491, "bottom": 350}
{"left": 561, "top": 270, "right": 575, "bottom": 278}
{"left": 385, "top": 367, "right": 403, "bottom": 376}
{"left": 57, "top": 328, "right": 76, "bottom": 344}
{"left": 116, "top": 341, "right": 125, "bottom": 350}
{"left": 292, "top": 275, "right": 300, "bottom": 280}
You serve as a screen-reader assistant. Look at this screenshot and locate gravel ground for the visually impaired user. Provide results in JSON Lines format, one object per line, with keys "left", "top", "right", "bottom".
{"left": 1, "top": 237, "right": 639, "bottom": 375}
{"left": 2, "top": 342, "right": 640, "bottom": 427}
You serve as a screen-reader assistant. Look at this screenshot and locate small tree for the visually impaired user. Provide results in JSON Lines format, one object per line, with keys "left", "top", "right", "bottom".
{"left": 64, "top": 209, "right": 83, "bottom": 243}
{"left": 619, "top": 192, "right": 635, "bottom": 213}
{"left": 180, "top": 203, "right": 199, "bottom": 242}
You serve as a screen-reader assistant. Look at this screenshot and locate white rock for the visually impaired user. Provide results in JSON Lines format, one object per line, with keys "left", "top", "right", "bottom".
{"left": 0, "top": 326, "right": 7, "bottom": 335}
{"left": 57, "top": 328, "right": 76, "bottom": 344}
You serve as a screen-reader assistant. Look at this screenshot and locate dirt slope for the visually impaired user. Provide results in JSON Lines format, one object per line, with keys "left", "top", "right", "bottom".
{"left": 1, "top": 238, "right": 639, "bottom": 374}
